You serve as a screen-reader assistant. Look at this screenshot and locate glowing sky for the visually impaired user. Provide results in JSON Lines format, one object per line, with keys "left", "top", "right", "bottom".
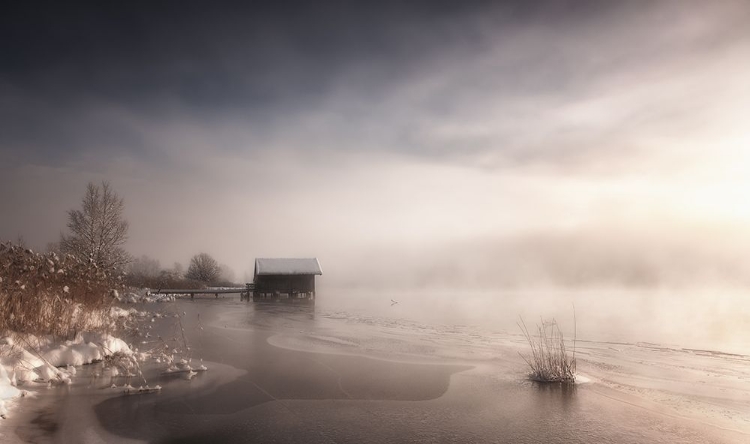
{"left": 2, "top": 1, "right": 750, "bottom": 288}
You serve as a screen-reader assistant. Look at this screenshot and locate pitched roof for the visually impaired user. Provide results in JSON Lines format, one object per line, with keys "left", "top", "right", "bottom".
{"left": 254, "top": 258, "right": 323, "bottom": 276}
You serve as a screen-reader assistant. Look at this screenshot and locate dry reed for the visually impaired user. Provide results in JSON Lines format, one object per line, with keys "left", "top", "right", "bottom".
{"left": 0, "top": 241, "right": 123, "bottom": 338}
{"left": 518, "top": 313, "right": 576, "bottom": 383}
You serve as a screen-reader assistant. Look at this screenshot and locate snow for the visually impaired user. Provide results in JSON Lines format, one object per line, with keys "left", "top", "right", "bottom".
{"left": 0, "top": 331, "right": 135, "bottom": 415}
{"left": 0, "top": 364, "right": 19, "bottom": 417}
{"left": 255, "top": 258, "right": 323, "bottom": 276}
{"left": 37, "top": 332, "right": 132, "bottom": 368}
{"left": 575, "top": 373, "right": 592, "bottom": 384}
{"left": 110, "top": 306, "right": 146, "bottom": 318}
{"left": 117, "top": 289, "right": 177, "bottom": 303}
{"left": 162, "top": 358, "right": 208, "bottom": 375}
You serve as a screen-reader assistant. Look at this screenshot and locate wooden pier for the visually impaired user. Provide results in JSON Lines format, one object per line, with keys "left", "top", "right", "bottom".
{"left": 153, "top": 283, "right": 254, "bottom": 300}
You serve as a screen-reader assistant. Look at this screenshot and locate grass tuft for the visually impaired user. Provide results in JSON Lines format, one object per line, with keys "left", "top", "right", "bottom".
{"left": 518, "top": 313, "right": 576, "bottom": 383}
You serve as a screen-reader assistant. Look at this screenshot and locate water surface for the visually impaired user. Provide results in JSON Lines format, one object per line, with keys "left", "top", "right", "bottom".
{"left": 11, "top": 295, "right": 750, "bottom": 443}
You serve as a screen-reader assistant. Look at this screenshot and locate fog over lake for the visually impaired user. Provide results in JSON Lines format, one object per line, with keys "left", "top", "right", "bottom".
{"left": 1, "top": 1, "right": 750, "bottom": 442}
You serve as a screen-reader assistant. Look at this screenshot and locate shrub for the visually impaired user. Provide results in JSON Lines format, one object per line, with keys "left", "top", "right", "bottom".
{"left": 0, "top": 241, "right": 124, "bottom": 338}
{"left": 518, "top": 315, "right": 576, "bottom": 383}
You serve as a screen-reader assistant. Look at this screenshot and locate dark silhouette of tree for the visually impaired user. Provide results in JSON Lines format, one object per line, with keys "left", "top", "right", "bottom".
{"left": 186, "top": 253, "right": 220, "bottom": 283}
{"left": 60, "top": 181, "right": 130, "bottom": 270}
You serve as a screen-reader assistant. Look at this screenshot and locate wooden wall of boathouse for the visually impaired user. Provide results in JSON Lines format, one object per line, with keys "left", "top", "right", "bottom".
{"left": 253, "top": 274, "right": 316, "bottom": 302}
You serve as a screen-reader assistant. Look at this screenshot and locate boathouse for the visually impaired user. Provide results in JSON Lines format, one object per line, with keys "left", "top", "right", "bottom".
{"left": 252, "top": 258, "right": 322, "bottom": 303}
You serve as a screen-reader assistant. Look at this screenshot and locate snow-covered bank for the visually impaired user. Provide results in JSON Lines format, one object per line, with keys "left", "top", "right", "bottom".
{"left": 0, "top": 293, "right": 211, "bottom": 419}
{"left": 0, "top": 332, "right": 133, "bottom": 417}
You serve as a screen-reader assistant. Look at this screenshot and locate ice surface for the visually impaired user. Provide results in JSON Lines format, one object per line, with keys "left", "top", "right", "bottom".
{"left": 5, "top": 296, "right": 749, "bottom": 443}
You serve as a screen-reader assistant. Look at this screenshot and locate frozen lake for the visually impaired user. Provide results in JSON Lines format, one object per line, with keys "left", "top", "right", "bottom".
{"left": 5, "top": 291, "right": 750, "bottom": 443}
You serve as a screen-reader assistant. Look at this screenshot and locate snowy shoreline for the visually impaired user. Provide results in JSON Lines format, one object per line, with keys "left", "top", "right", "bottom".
{"left": 0, "top": 289, "right": 208, "bottom": 420}
{"left": 0, "top": 292, "right": 159, "bottom": 418}
{"left": 0, "top": 331, "right": 132, "bottom": 417}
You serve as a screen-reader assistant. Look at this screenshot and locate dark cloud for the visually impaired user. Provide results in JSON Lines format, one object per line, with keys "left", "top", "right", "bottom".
{"left": 0, "top": 1, "right": 494, "bottom": 162}
{"left": 10, "top": 0, "right": 732, "bottom": 165}
{"left": 3, "top": 0, "right": 748, "bottom": 169}
{"left": 1, "top": 1, "right": 488, "bottom": 105}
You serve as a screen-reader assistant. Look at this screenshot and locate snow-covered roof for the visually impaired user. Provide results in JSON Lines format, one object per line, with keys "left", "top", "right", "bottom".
{"left": 254, "top": 258, "right": 323, "bottom": 276}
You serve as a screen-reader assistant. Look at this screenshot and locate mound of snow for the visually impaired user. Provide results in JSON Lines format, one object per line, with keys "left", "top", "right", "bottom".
{"left": 0, "top": 364, "right": 20, "bottom": 417}
{"left": 0, "top": 332, "right": 133, "bottom": 386}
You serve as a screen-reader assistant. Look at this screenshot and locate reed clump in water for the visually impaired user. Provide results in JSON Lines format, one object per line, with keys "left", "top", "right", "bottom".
{"left": 518, "top": 315, "right": 576, "bottom": 383}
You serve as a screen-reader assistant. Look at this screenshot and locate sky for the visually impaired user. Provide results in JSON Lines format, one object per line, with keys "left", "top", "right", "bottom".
{"left": 2, "top": 0, "right": 750, "bottom": 290}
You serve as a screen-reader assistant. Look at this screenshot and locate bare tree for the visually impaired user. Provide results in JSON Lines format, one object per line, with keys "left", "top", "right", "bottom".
{"left": 60, "top": 181, "right": 130, "bottom": 270}
{"left": 186, "top": 253, "right": 220, "bottom": 283}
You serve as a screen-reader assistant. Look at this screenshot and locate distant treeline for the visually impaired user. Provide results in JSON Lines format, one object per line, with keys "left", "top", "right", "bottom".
{"left": 125, "top": 254, "right": 238, "bottom": 289}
